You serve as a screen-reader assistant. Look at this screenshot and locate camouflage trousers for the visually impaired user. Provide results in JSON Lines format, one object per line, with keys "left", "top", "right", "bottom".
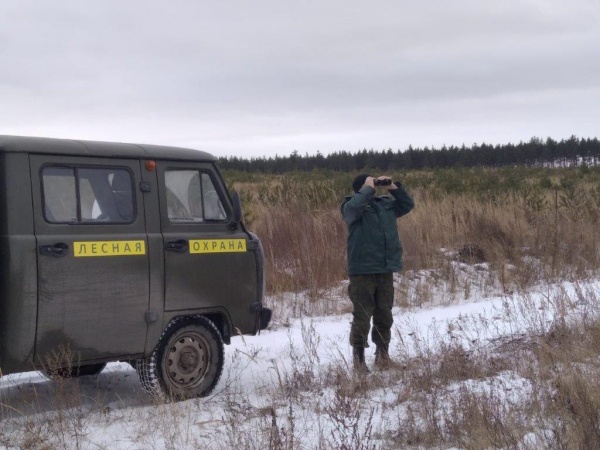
{"left": 348, "top": 272, "right": 394, "bottom": 348}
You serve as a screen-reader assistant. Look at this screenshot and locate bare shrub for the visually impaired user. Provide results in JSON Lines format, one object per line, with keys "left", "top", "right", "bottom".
{"left": 546, "top": 369, "right": 600, "bottom": 449}
{"left": 448, "top": 387, "right": 525, "bottom": 450}
{"left": 323, "top": 386, "right": 377, "bottom": 450}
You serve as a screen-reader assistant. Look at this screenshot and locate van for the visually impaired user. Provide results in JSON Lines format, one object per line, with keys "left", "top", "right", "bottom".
{"left": 0, "top": 135, "right": 271, "bottom": 400}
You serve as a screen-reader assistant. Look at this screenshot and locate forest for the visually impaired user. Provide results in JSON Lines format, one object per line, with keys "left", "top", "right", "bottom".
{"left": 219, "top": 136, "right": 600, "bottom": 173}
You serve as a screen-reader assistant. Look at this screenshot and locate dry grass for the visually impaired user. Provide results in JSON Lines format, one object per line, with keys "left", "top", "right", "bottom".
{"left": 239, "top": 172, "right": 600, "bottom": 296}
{"left": 258, "top": 206, "right": 347, "bottom": 298}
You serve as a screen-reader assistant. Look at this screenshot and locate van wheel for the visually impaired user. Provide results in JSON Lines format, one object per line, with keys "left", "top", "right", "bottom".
{"left": 43, "top": 362, "right": 107, "bottom": 379}
{"left": 136, "top": 316, "right": 224, "bottom": 400}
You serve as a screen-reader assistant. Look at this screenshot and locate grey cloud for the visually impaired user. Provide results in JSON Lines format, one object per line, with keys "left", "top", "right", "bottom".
{"left": 1, "top": 0, "right": 599, "bottom": 156}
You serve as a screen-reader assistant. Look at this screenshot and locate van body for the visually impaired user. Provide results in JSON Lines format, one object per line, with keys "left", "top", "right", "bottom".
{"left": 0, "top": 135, "right": 270, "bottom": 399}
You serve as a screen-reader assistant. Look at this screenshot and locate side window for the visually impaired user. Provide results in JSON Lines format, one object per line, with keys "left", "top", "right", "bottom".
{"left": 165, "top": 170, "right": 226, "bottom": 223}
{"left": 41, "top": 167, "right": 77, "bottom": 222}
{"left": 42, "top": 166, "right": 135, "bottom": 224}
{"left": 202, "top": 173, "right": 226, "bottom": 221}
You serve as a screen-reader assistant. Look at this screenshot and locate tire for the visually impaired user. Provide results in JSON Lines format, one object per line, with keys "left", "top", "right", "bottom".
{"left": 136, "top": 316, "right": 224, "bottom": 400}
{"left": 43, "top": 362, "right": 107, "bottom": 379}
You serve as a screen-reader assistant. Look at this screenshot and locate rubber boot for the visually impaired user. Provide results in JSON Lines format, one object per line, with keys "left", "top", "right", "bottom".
{"left": 375, "top": 344, "right": 393, "bottom": 369}
{"left": 353, "top": 346, "right": 369, "bottom": 374}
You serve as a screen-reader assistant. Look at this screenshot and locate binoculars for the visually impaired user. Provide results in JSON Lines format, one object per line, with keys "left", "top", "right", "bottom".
{"left": 374, "top": 178, "right": 392, "bottom": 186}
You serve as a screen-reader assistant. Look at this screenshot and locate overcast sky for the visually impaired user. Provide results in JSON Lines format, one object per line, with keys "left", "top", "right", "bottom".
{"left": 1, "top": 0, "right": 599, "bottom": 158}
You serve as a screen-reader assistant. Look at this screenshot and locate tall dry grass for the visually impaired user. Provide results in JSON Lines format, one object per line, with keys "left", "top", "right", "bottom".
{"left": 236, "top": 169, "right": 600, "bottom": 298}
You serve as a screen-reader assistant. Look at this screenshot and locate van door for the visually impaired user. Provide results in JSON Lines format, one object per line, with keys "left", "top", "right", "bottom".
{"left": 157, "top": 163, "right": 258, "bottom": 334}
{"left": 30, "top": 155, "right": 150, "bottom": 364}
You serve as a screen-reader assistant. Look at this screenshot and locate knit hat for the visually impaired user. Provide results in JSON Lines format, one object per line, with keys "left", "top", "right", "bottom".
{"left": 352, "top": 173, "right": 371, "bottom": 193}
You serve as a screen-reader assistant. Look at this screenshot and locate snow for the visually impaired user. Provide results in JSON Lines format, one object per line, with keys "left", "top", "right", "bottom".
{"left": 1, "top": 275, "right": 599, "bottom": 449}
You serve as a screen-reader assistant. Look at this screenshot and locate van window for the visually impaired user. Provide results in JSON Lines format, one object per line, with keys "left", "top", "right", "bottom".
{"left": 165, "top": 170, "right": 226, "bottom": 223}
{"left": 42, "top": 166, "right": 135, "bottom": 224}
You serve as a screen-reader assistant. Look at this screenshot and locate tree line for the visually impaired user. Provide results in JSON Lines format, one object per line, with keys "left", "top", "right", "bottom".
{"left": 218, "top": 136, "right": 600, "bottom": 173}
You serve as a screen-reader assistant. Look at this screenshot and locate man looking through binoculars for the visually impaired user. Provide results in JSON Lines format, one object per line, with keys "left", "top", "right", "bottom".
{"left": 341, "top": 174, "right": 415, "bottom": 372}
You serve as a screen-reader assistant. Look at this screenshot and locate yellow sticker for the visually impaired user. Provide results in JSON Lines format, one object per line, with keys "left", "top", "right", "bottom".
{"left": 189, "top": 239, "right": 247, "bottom": 254}
{"left": 74, "top": 240, "right": 146, "bottom": 257}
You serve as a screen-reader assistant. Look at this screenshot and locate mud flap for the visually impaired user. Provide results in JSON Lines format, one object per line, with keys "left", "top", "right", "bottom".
{"left": 259, "top": 307, "right": 272, "bottom": 331}
{"left": 251, "top": 303, "right": 272, "bottom": 334}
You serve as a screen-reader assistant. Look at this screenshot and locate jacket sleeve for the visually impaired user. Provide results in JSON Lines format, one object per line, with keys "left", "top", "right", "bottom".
{"left": 389, "top": 183, "right": 415, "bottom": 217}
{"left": 341, "top": 186, "right": 375, "bottom": 226}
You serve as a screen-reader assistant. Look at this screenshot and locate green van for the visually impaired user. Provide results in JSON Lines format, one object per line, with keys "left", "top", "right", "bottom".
{"left": 0, "top": 135, "right": 271, "bottom": 399}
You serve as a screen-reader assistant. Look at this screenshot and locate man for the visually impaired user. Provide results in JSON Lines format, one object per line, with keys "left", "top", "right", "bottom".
{"left": 341, "top": 174, "right": 415, "bottom": 372}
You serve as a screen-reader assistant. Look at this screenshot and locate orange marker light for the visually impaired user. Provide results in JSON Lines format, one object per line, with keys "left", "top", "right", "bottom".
{"left": 145, "top": 160, "right": 156, "bottom": 171}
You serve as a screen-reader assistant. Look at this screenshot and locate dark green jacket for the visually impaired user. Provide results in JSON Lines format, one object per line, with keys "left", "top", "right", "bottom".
{"left": 341, "top": 184, "right": 414, "bottom": 276}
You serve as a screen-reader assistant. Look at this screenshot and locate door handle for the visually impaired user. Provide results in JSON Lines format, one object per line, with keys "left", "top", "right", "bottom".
{"left": 165, "top": 239, "right": 188, "bottom": 253}
{"left": 39, "top": 243, "right": 69, "bottom": 257}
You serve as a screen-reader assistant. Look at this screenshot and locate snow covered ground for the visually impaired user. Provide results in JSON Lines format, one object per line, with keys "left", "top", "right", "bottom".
{"left": 1, "top": 270, "right": 599, "bottom": 449}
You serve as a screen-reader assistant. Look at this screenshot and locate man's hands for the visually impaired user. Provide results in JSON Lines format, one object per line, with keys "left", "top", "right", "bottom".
{"left": 363, "top": 176, "right": 397, "bottom": 191}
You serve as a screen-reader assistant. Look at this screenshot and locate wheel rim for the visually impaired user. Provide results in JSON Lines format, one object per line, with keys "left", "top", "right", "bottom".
{"left": 164, "top": 332, "right": 211, "bottom": 388}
